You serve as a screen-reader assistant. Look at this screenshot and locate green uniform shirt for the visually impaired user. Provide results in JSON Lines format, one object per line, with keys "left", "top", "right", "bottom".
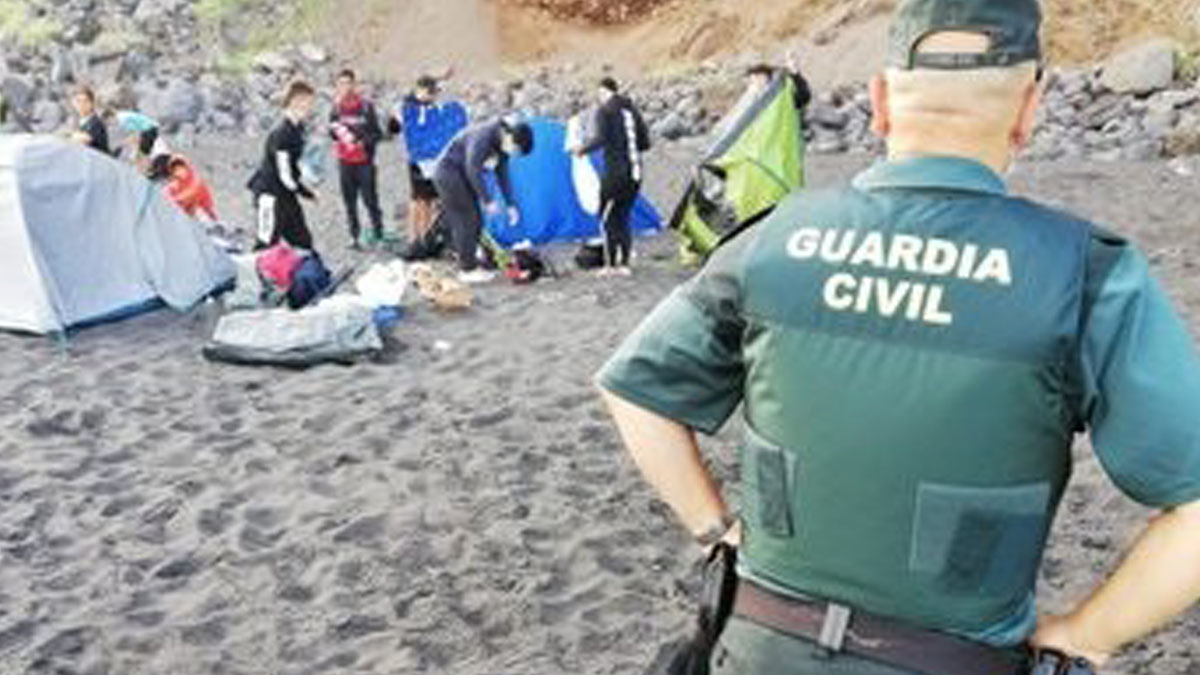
{"left": 598, "top": 156, "right": 1200, "bottom": 645}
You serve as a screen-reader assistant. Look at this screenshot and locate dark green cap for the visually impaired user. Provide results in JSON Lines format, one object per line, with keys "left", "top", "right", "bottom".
{"left": 889, "top": 0, "right": 1042, "bottom": 70}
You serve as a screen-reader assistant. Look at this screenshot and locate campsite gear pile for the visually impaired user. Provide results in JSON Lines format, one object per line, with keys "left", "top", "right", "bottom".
{"left": 204, "top": 244, "right": 412, "bottom": 367}
{"left": 482, "top": 117, "right": 661, "bottom": 250}
{"left": 0, "top": 134, "right": 234, "bottom": 335}
{"left": 671, "top": 71, "right": 806, "bottom": 260}
{"left": 401, "top": 118, "right": 659, "bottom": 276}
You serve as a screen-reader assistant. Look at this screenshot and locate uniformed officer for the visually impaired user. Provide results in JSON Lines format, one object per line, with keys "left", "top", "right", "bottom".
{"left": 597, "top": 1, "right": 1200, "bottom": 673}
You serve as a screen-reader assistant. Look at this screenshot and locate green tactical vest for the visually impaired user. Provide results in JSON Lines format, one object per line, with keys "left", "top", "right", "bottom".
{"left": 735, "top": 159, "right": 1093, "bottom": 645}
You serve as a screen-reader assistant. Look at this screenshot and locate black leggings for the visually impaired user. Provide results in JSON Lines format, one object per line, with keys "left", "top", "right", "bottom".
{"left": 339, "top": 163, "right": 384, "bottom": 239}
{"left": 433, "top": 167, "right": 484, "bottom": 272}
{"left": 600, "top": 179, "right": 639, "bottom": 267}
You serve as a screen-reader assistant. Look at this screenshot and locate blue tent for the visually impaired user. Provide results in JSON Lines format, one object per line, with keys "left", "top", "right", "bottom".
{"left": 482, "top": 118, "right": 661, "bottom": 248}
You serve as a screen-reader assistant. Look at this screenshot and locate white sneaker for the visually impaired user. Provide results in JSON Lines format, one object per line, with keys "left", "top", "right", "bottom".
{"left": 458, "top": 269, "right": 496, "bottom": 285}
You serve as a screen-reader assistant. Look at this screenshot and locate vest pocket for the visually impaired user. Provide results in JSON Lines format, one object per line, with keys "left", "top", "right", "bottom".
{"left": 910, "top": 482, "right": 1051, "bottom": 597}
{"left": 745, "top": 430, "right": 796, "bottom": 539}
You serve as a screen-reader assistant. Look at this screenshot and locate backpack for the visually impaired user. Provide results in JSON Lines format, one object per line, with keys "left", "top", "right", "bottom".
{"left": 574, "top": 242, "right": 606, "bottom": 270}
{"left": 504, "top": 248, "right": 547, "bottom": 284}
{"left": 257, "top": 244, "right": 304, "bottom": 291}
{"left": 287, "top": 253, "right": 332, "bottom": 309}
{"left": 401, "top": 217, "right": 450, "bottom": 261}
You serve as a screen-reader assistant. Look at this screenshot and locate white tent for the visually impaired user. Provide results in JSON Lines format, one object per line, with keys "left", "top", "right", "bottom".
{"left": 0, "top": 135, "right": 234, "bottom": 334}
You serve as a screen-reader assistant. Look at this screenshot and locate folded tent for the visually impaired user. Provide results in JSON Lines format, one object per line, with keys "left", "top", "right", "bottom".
{"left": 0, "top": 135, "right": 235, "bottom": 334}
{"left": 670, "top": 72, "right": 806, "bottom": 258}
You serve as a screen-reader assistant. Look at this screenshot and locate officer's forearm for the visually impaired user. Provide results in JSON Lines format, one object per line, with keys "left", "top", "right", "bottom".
{"left": 600, "top": 390, "right": 730, "bottom": 538}
{"left": 1063, "top": 500, "right": 1200, "bottom": 661}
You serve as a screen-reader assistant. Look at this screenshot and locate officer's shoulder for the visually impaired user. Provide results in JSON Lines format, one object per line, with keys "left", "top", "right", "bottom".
{"left": 1005, "top": 195, "right": 1130, "bottom": 251}
{"left": 762, "top": 186, "right": 856, "bottom": 228}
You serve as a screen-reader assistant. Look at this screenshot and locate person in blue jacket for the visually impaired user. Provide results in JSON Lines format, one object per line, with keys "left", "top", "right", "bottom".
{"left": 390, "top": 73, "right": 469, "bottom": 247}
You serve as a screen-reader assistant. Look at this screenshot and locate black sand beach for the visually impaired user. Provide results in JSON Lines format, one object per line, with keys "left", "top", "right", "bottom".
{"left": 0, "top": 143, "right": 1198, "bottom": 674}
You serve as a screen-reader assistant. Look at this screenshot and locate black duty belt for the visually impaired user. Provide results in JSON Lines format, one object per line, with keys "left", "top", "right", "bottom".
{"left": 733, "top": 580, "right": 1027, "bottom": 675}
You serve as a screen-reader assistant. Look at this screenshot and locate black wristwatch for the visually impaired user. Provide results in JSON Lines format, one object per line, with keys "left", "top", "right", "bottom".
{"left": 1030, "top": 648, "right": 1096, "bottom": 675}
{"left": 695, "top": 514, "right": 738, "bottom": 548}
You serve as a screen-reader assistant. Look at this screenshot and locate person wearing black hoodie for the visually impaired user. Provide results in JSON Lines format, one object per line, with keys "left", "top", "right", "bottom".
{"left": 248, "top": 81, "right": 319, "bottom": 251}
{"left": 573, "top": 77, "right": 651, "bottom": 276}
{"left": 330, "top": 69, "right": 385, "bottom": 249}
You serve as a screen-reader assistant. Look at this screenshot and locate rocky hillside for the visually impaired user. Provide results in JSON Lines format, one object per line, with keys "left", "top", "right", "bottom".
{"left": 0, "top": 0, "right": 1198, "bottom": 162}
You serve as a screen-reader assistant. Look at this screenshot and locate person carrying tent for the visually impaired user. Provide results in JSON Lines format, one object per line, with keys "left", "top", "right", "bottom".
{"left": 745, "top": 56, "right": 812, "bottom": 116}
{"left": 68, "top": 85, "right": 110, "bottom": 155}
{"left": 165, "top": 155, "right": 218, "bottom": 222}
{"left": 431, "top": 117, "right": 534, "bottom": 284}
{"left": 329, "top": 69, "right": 385, "bottom": 250}
{"left": 248, "top": 80, "right": 319, "bottom": 251}
{"left": 670, "top": 61, "right": 807, "bottom": 262}
{"left": 389, "top": 72, "right": 469, "bottom": 247}
{"left": 571, "top": 77, "right": 651, "bottom": 277}
{"left": 599, "top": 1, "right": 1200, "bottom": 674}
{"left": 115, "top": 110, "right": 171, "bottom": 180}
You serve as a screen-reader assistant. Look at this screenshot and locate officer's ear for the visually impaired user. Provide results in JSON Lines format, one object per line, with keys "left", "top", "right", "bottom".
{"left": 1010, "top": 76, "right": 1041, "bottom": 151}
{"left": 869, "top": 74, "right": 891, "bottom": 139}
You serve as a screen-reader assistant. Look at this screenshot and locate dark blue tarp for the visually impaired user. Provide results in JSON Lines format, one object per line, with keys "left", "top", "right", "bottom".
{"left": 482, "top": 118, "right": 661, "bottom": 248}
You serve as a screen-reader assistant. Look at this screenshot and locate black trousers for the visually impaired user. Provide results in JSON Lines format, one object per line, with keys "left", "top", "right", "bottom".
{"left": 339, "top": 162, "right": 384, "bottom": 239}
{"left": 256, "top": 192, "right": 313, "bottom": 251}
{"left": 432, "top": 167, "right": 484, "bottom": 272}
{"left": 600, "top": 178, "right": 640, "bottom": 267}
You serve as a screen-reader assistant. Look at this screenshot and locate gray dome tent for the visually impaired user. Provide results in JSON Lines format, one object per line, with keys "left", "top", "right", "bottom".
{"left": 0, "top": 135, "right": 234, "bottom": 334}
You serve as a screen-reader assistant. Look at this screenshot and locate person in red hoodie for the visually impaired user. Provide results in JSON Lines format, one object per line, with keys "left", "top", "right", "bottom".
{"left": 330, "top": 69, "right": 385, "bottom": 250}
{"left": 164, "top": 155, "right": 218, "bottom": 222}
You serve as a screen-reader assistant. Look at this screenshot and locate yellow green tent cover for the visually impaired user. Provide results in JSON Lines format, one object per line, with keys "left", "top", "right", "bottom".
{"left": 670, "top": 72, "right": 807, "bottom": 259}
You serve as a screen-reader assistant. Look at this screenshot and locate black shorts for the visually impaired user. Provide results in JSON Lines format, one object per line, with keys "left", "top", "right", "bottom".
{"left": 409, "top": 162, "right": 438, "bottom": 201}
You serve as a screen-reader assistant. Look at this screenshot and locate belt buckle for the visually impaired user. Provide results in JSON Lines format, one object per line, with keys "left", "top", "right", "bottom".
{"left": 813, "top": 602, "right": 852, "bottom": 659}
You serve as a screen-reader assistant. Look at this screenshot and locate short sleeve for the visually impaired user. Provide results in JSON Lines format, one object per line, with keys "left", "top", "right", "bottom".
{"left": 1080, "top": 240, "right": 1200, "bottom": 507}
{"left": 596, "top": 233, "right": 753, "bottom": 435}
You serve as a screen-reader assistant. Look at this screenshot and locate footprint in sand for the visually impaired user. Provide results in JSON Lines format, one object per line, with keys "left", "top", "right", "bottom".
{"left": 180, "top": 616, "right": 228, "bottom": 646}
{"left": 332, "top": 514, "right": 388, "bottom": 547}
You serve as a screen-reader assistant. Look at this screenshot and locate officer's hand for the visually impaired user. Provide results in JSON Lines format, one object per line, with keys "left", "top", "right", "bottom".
{"left": 1030, "top": 615, "right": 1109, "bottom": 669}
{"left": 485, "top": 201, "right": 502, "bottom": 216}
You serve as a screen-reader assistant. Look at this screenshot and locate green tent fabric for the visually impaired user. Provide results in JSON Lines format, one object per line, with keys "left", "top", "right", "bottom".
{"left": 671, "top": 73, "right": 806, "bottom": 259}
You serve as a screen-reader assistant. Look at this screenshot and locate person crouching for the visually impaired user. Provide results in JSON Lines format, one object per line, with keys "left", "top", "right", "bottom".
{"left": 165, "top": 156, "right": 218, "bottom": 222}
{"left": 431, "top": 117, "right": 534, "bottom": 284}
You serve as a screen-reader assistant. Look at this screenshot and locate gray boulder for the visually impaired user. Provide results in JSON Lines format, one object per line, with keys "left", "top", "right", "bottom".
{"left": 1, "top": 75, "right": 35, "bottom": 113}
{"left": 1100, "top": 39, "right": 1178, "bottom": 95}
{"left": 654, "top": 112, "right": 691, "bottom": 141}
{"left": 253, "top": 51, "right": 292, "bottom": 74}
{"left": 1165, "top": 112, "right": 1200, "bottom": 156}
{"left": 807, "top": 103, "right": 849, "bottom": 130}
{"left": 30, "top": 99, "right": 65, "bottom": 133}
{"left": 162, "top": 80, "right": 203, "bottom": 126}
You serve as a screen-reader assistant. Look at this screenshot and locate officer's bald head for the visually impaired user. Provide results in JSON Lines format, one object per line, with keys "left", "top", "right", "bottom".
{"left": 869, "top": 30, "right": 1041, "bottom": 172}
{"left": 873, "top": 0, "right": 1044, "bottom": 171}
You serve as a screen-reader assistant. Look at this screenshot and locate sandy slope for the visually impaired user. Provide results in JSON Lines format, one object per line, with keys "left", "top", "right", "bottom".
{"left": 0, "top": 136, "right": 1197, "bottom": 674}
{"left": 294, "top": 0, "right": 1199, "bottom": 85}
